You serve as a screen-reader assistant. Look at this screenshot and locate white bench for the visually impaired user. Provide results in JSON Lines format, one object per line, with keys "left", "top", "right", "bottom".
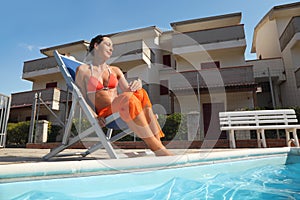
{"left": 219, "top": 109, "right": 300, "bottom": 148}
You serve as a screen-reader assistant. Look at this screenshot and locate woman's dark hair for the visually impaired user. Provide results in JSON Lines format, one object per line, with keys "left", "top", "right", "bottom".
{"left": 88, "top": 35, "right": 104, "bottom": 52}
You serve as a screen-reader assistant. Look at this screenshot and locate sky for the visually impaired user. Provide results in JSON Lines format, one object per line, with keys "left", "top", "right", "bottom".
{"left": 0, "top": 0, "right": 297, "bottom": 96}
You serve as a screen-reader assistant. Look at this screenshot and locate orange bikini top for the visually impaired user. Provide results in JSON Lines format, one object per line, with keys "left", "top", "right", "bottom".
{"left": 87, "top": 64, "right": 118, "bottom": 93}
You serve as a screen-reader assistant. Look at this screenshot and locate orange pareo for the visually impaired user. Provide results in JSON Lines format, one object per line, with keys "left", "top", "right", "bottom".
{"left": 97, "top": 89, "right": 165, "bottom": 138}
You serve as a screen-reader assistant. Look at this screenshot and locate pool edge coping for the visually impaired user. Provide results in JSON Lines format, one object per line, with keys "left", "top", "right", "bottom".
{"left": 0, "top": 147, "right": 298, "bottom": 180}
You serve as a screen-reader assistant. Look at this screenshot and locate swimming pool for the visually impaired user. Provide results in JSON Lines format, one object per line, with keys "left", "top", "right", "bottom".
{"left": 1, "top": 148, "right": 300, "bottom": 199}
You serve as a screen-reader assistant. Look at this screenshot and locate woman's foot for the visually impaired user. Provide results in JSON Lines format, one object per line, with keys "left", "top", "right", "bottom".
{"left": 153, "top": 148, "right": 174, "bottom": 156}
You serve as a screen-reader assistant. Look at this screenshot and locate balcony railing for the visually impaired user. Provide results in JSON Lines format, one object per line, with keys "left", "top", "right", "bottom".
{"left": 172, "top": 25, "right": 245, "bottom": 50}
{"left": 22, "top": 57, "right": 59, "bottom": 81}
{"left": 23, "top": 56, "right": 57, "bottom": 73}
{"left": 170, "top": 65, "right": 254, "bottom": 91}
{"left": 108, "top": 40, "right": 153, "bottom": 69}
{"left": 280, "top": 16, "right": 300, "bottom": 51}
{"left": 11, "top": 88, "right": 69, "bottom": 109}
{"left": 247, "top": 58, "right": 286, "bottom": 82}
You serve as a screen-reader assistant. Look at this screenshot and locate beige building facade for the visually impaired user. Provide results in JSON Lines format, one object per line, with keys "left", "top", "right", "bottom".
{"left": 251, "top": 2, "right": 300, "bottom": 107}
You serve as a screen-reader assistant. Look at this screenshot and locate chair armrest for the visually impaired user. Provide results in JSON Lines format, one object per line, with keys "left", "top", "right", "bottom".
{"left": 105, "top": 113, "right": 121, "bottom": 125}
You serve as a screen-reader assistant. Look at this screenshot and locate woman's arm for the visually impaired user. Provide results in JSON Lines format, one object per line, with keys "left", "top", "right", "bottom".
{"left": 113, "top": 67, "right": 142, "bottom": 92}
{"left": 75, "top": 66, "right": 87, "bottom": 98}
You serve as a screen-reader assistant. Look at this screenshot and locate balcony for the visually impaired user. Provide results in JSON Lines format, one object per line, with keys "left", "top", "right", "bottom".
{"left": 10, "top": 88, "right": 69, "bottom": 110}
{"left": 108, "top": 40, "right": 153, "bottom": 71}
{"left": 280, "top": 16, "right": 300, "bottom": 51}
{"left": 22, "top": 56, "right": 60, "bottom": 82}
{"left": 247, "top": 58, "right": 286, "bottom": 83}
{"left": 172, "top": 25, "right": 246, "bottom": 55}
{"left": 170, "top": 65, "right": 255, "bottom": 92}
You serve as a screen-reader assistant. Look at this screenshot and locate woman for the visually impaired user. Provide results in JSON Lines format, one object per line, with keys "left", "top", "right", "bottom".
{"left": 75, "top": 35, "right": 173, "bottom": 156}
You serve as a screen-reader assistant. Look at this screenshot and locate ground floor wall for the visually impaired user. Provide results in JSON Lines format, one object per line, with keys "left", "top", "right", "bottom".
{"left": 169, "top": 90, "right": 255, "bottom": 141}
{"left": 9, "top": 108, "right": 32, "bottom": 122}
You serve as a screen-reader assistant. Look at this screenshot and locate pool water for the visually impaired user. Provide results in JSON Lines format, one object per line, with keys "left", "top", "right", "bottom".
{"left": 3, "top": 155, "right": 300, "bottom": 200}
{"left": 88, "top": 163, "right": 300, "bottom": 200}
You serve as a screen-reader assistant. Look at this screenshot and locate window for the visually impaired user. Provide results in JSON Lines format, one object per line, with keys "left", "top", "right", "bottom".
{"left": 163, "top": 55, "right": 171, "bottom": 67}
{"left": 160, "top": 80, "right": 169, "bottom": 95}
{"left": 46, "top": 82, "right": 57, "bottom": 88}
{"left": 201, "top": 61, "right": 220, "bottom": 69}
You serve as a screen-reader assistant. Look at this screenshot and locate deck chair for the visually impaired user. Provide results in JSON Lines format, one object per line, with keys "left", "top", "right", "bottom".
{"left": 43, "top": 50, "right": 133, "bottom": 160}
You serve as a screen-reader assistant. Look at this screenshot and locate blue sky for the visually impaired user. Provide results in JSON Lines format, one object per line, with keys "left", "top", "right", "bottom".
{"left": 0, "top": 0, "right": 297, "bottom": 95}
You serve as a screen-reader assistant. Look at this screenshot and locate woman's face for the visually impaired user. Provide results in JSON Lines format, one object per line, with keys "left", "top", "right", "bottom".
{"left": 94, "top": 37, "right": 113, "bottom": 60}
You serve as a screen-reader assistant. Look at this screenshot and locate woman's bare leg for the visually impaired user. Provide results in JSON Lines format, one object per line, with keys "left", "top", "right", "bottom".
{"left": 126, "top": 112, "right": 173, "bottom": 156}
{"left": 111, "top": 91, "right": 173, "bottom": 156}
{"left": 143, "top": 106, "right": 164, "bottom": 140}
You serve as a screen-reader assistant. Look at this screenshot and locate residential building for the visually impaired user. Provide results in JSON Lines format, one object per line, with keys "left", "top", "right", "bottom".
{"left": 9, "top": 2, "right": 300, "bottom": 143}
{"left": 9, "top": 41, "right": 89, "bottom": 125}
{"left": 250, "top": 2, "right": 300, "bottom": 108}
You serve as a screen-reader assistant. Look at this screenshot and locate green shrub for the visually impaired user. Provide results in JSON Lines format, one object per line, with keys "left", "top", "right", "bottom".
{"left": 6, "top": 121, "right": 63, "bottom": 145}
{"left": 6, "top": 121, "right": 30, "bottom": 146}
{"left": 47, "top": 124, "right": 62, "bottom": 142}
{"left": 71, "top": 118, "right": 91, "bottom": 136}
{"left": 159, "top": 113, "right": 187, "bottom": 141}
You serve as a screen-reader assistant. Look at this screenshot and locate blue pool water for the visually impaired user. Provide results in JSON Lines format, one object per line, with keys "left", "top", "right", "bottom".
{"left": 2, "top": 154, "right": 300, "bottom": 200}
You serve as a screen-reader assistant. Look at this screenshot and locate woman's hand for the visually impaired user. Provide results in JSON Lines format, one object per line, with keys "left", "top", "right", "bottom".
{"left": 97, "top": 116, "right": 106, "bottom": 127}
{"left": 129, "top": 79, "right": 142, "bottom": 92}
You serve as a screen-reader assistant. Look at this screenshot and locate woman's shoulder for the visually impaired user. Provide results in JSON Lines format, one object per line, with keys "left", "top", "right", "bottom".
{"left": 109, "top": 65, "right": 124, "bottom": 79}
{"left": 109, "top": 65, "right": 120, "bottom": 70}
{"left": 77, "top": 64, "right": 90, "bottom": 73}
{"left": 75, "top": 64, "right": 91, "bottom": 81}
{"left": 110, "top": 65, "right": 123, "bottom": 73}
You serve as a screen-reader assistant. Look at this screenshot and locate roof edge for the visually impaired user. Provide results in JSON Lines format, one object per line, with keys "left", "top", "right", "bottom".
{"left": 170, "top": 12, "right": 242, "bottom": 27}
{"left": 40, "top": 40, "right": 89, "bottom": 55}
{"left": 252, "top": 1, "right": 300, "bottom": 52}
{"left": 107, "top": 26, "right": 162, "bottom": 37}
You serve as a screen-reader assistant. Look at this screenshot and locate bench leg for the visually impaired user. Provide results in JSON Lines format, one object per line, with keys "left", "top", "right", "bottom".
{"left": 229, "top": 130, "right": 236, "bottom": 148}
{"left": 292, "top": 128, "right": 299, "bottom": 147}
{"left": 286, "top": 130, "right": 291, "bottom": 147}
{"left": 260, "top": 129, "right": 267, "bottom": 148}
{"left": 285, "top": 129, "right": 299, "bottom": 147}
{"left": 257, "top": 129, "right": 267, "bottom": 148}
{"left": 257, "top": 131, "right": 261, "bottom": 148}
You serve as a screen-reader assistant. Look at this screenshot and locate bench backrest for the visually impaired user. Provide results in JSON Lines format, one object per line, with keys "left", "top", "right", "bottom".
{"left": 219, "top": 109, "right": 298, "bottom": 127}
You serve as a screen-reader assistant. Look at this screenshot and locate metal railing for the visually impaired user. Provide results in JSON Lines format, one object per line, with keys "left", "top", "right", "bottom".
{"left": 0, "top": 93, "right": 11, "bottom": 148}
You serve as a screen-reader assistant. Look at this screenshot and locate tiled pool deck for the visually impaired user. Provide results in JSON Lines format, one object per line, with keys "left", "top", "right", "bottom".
{"left": 0, "top": 148, "right": 235, "bottom": 165}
